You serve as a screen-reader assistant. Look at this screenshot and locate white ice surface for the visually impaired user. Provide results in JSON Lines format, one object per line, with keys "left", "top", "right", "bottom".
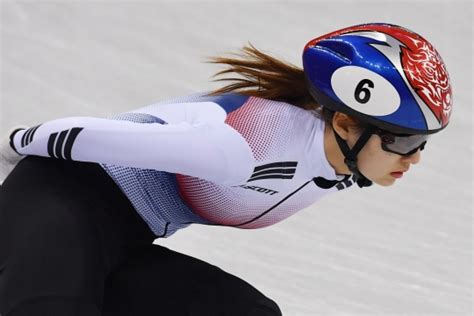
{"left": 1, "top": 1, "right": 472, "bottom": 315}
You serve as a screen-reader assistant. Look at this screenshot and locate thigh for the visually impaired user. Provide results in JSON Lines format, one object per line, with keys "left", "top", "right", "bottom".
{"left": 0, "top": 156, "right": 155, "bottom": 314}
{"left": 0, "top": 159, "right": 106, "bottom": 313}
{"left": 0, "top": 156, "right": 155, "bottom": 268}
{"left": 102, "top": 244, "right": 282, "bottom": 316}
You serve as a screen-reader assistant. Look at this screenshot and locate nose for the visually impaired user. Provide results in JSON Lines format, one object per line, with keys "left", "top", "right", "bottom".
{"left": 402, "top": 148, "right": 422, "bottom": 165}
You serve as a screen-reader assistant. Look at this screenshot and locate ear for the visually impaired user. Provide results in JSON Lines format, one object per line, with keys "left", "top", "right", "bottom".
{"left": 331, "top": 112, "right": 352, "bottom": 140}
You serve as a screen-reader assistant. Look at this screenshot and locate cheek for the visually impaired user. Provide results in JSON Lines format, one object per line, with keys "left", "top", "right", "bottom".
{"left": 358, "top": 137, "right": 397, "bottom": 175}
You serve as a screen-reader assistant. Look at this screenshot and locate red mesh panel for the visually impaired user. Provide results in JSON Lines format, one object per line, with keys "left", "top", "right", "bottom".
{"left": 176, "top": 97, "right": 315, "bottom": 228}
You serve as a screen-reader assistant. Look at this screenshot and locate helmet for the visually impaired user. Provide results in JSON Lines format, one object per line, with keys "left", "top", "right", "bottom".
{"left": 303, "top": 23, "right": 452, "bottom": 135}
{"left": 302, "top": 23, "right": 453, "bottom": 187}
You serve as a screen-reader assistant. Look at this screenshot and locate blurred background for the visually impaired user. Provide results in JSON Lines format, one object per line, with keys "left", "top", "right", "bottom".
{"left": 1, "top": 1, "right": 472, "bottom": 314}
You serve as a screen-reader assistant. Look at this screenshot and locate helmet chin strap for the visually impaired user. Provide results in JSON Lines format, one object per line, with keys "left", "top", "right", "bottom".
{"left": 332, "top": 125, "right": 375, "bottom": 188}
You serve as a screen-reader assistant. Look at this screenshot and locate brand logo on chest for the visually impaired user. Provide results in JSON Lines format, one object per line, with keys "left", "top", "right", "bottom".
{"left": 236, "top": 184, "right": 279, "bottom": 195}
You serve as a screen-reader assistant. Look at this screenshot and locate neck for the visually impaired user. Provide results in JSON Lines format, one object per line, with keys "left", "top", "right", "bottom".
{"left": 323, "top": 123, "right": 351, "bottom": 176}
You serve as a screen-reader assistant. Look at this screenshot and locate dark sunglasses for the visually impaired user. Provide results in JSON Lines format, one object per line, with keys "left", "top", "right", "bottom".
{"left": 374, "top": 128, "right": 429, "bottom": 156}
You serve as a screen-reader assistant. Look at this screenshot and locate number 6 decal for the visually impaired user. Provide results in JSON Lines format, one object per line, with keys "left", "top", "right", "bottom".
{"left": 354, "top": 79, "right": 374, "bottom": 104}
{"left": 332, "top": 66, "right": 400, "bottom": 116}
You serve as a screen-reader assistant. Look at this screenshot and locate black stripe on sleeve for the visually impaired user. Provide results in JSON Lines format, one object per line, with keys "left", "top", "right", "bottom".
{"left": 47, "top": 133, "right": 58, "bottom": 158}
{"left": 63, "top": 127, "right": 84, "bottom": 160}
{"left": 54, "top": 130, "right": 69, "bottom": 159}
{"left": 27, "top": 125, "right": 41, "bottom": 145}
{"left": 26, "top": 127, "right": 34, "bottom": 145}
{"left": 21, "top": 129, "right": 31, "bottom": 147}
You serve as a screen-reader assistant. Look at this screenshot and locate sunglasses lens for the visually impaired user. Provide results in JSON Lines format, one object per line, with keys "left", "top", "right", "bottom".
{"left": 380, "top": 133, "right": 429, "bottom": 155}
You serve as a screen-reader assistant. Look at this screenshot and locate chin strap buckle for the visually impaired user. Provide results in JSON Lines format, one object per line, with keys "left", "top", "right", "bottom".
{"left": 356, "top": 177, "right": 373, "bottom": 188}
{"left": 343, "top": 158, "right": 373, "bottom": 188}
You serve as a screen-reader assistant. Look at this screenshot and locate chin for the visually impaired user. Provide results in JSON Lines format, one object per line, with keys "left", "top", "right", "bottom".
{"left": 372, "top": 177, "right": 396, "bottom": 187}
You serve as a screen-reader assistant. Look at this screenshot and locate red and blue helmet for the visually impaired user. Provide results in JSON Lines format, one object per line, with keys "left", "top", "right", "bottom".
{"left": 303, "top": 23, "right": 453, "bottom": 135}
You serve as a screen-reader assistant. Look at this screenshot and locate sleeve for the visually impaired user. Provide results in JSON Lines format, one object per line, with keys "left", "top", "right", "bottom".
{"left": 10, "top": 116, "right": 255, "bottom": 186}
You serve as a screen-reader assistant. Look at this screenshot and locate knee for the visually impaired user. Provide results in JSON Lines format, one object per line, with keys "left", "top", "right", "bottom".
{"left": 189, "top": 292, "right": 282, "bottom": 316}
{"left": 193, "top": 267, "right": 283, "bottom": 316}
{"left": 221, "top": 293, "right": 282, "bottom": 316}
{"left": 251, "top": 297, "right": 282, "bottom": 316}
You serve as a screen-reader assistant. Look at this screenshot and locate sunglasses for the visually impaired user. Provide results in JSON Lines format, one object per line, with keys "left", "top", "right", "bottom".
{"left": 374, "top": 128, "right": 429, "bottom": 156}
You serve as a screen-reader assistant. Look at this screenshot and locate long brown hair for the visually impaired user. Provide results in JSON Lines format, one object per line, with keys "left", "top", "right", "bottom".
{"left": 207, "top": 44, "right": 320, "bottom": 110}
{"left": 206, "top": 43, "right": 365, "bottom": 128}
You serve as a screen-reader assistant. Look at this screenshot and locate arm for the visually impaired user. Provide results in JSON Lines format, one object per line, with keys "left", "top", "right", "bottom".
{"left": 10, "top": 116, "right": 254, "bottom": 186}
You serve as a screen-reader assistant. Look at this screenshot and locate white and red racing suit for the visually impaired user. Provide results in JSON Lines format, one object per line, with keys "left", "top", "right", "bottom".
{"left": 10, "top": 93, "right": 356, "bottom": 237}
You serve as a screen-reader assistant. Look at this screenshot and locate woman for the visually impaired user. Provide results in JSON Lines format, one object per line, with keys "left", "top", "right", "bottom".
{"left": 0, "top": 23, "right": 452, "bottom": 315}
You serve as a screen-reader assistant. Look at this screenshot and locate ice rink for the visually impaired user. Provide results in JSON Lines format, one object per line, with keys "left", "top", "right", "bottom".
{"left": 1, "top": 1, "right": 472, "bottom": 315}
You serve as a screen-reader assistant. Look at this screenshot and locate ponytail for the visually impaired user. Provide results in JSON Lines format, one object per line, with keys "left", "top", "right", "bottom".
{"left": 207, "top": 43, "right": 321, "bottom": 111}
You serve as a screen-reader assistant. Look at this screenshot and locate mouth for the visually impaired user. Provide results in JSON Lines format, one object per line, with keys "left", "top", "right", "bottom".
{"left": 390, "top": 171, "right": 405, "bottom": 179}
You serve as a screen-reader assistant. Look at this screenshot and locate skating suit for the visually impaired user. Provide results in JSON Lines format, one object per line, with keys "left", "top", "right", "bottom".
{"left": 11, "top": 93, "right": 356, "bottom": 237}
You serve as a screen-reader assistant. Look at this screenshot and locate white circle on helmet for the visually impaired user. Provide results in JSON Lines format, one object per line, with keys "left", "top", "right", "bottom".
{"left": 331, "top": 65, "right": 401, "bottom": 116}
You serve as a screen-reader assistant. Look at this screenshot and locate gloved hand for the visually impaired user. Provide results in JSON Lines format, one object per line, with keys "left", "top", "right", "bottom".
{"left": 0, "top": 126, "right": 28, "bottom": 185}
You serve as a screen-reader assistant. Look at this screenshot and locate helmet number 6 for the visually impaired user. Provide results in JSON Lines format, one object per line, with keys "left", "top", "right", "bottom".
{"left": 354, "top": 79, "right": 374, "bottom": 104}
